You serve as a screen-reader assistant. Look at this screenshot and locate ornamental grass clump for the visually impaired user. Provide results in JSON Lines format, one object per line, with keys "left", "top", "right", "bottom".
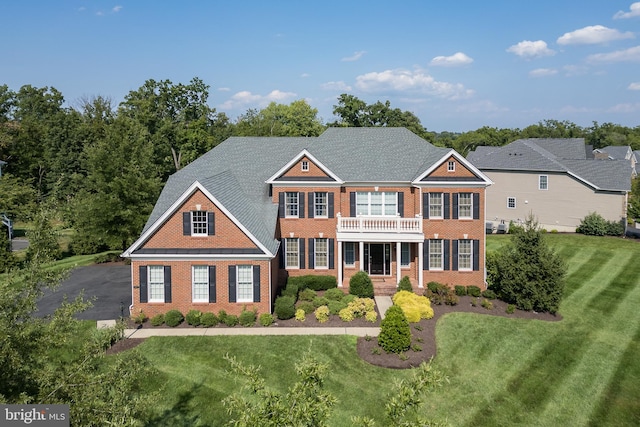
{"left": 393, "top": 290, "right": 434, "bottom": 322}
{"left": 378, "top": 306, "right": 411, "bottom": 354}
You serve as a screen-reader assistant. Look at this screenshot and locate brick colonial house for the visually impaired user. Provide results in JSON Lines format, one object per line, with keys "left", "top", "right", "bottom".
{"left": 122, "top": 128, "right": 492, "bottom": 316}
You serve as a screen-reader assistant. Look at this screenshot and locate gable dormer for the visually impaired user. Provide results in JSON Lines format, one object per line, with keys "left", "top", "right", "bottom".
{"left": 414, "top": 151, "right": 492, "bottom": 185}
{"left": 266, "top": 149, "right": 343, "bottom": 184}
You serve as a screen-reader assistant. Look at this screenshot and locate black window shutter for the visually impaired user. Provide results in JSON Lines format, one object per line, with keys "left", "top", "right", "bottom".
{"left": 397, "top": 192, "right": 404, "bottom": 217}
{"left": 308, "top": 238, "right": 315, "bottom": 269}
{"left": 299, "top": 238, "right": 305, "bottom": 269}
{"left": 279, "top": 239, "right": 285, "bottom": 268}
{"left": 207, "top": 212, "right": 215, "bottom": 235}
{"left": 329, "top": 238, "right": 335, "bottom": 269}
{"left": 444, "top": 240, "right": 450, "bottom": 271}
{"left": 278, "top": 192, "right": 285, "bottom": 218}
{"left": 350, "top": 192, "right": 356, "bottom": 217}
{"left": 423, "top": 193, "right": 429, "bottom": 219}
{"left": 253, "top": 265, "right": 260, "bottom": 303}
{"left": 139, "top": 266, "right": 148, "bottom": 303}
{"left": 228, "top": 266, "right": 236, "bottom": 303}
{"left": 444, "top": 193, "right": 450, "bottom": 219}
{"left": 473, "top": 193, "right": 480, "bottom": 220}
{"left": 308, "top": 192, "right": 314, "bottom": 218}
{"left": 452, "top": 240, "right": 459, "bottom": 271}
{"left": 423, "top": 240, "right": 429, "bottom": 270}
{"left": 208, "top": 266, "right": 216, "bottom": 303}
{"left": 328, "top": 193, "right": 334, "bottom": 218}
{"left": 452, "top": 194, "right": 459, "bottom": 220}
{"left": 473, "top": 240, "right": 480, "bottom": 271}
{"left": 164, "top": 266, "right": 172, "bottom": 303}
{"left": 298, "top": 192, "right": 305, "bottom": 218}
{"left": 183, "top": 212, "right": 191, "bottom": 235}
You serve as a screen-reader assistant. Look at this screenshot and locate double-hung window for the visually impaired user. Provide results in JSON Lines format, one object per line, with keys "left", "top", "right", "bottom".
{"left": 401, "top": 243, "right": 410, "bottom": 267}
{"left": 285, "top": 192, "right": 299, "bottom": 217}
{"left": 429, "top": 193, "right": 443, "bottom": 218}
{"left": 236, "top": 265, "right": 253, "bottom": 302}
{"left": 539, "top": 175, "right": 548, "bottom": 190}
{"left": 507, "top": 197, "right": 516, "bottom": 209}
{"left": 191, "top": 211, "right": 208, "bottom": 235}
{"left": 458, "top": 240, "right": 472, "bottom": 271}
{"left": 429, "top": 240, "right": 443, "bottom": 270}
{"left": 192, "top": 265, "right": 208, "bottom": 302}
{"left": 458, "top": 193, "right": 472, "bottom": 219}
{"left": 315, "top": 238, "right": 328, "bottom": 269}
{"left": 285, "top": 238, "right": 299, "bottom": 268}
{"left": 314, "top": 192, "right": 328, "bottom": 218}
{"left": 148, "top": 265, "right": 165, "bottom": 302}
{"left": 344, "top": 242, "right": 355, "bottom": 267}
{"left": 448, "top": 161, "right": 455, "bottom": 172}
{"left": 356, "top": 192, "right": 397, "bottom": 216}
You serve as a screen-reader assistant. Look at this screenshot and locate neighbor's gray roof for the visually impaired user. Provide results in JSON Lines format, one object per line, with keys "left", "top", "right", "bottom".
{"left": 142, "top": 127, "right": 448, "bottom": 254}
{"left": 598, "top": 145, "right": 631, "bottom": 160}
{"left": 467, "top": 138, "right": 630, "bottom": 192}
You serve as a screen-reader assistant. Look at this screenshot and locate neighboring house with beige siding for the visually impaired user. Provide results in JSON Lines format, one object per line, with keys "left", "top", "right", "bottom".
{"left": 467, "top": 138, "right": 631, "bottom": 232}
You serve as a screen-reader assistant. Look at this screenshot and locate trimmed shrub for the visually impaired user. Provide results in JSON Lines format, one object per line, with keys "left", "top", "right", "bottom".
{"left": 327, "top": 300, "right": 347, "bottom": 315}
{"left": 239, "top": 309, "right": 257, "bottom": 327}
{"left": 481, "top": 289, "right": 496, "bottom": 300}
{"left": 378, "top": 306, "right": 411, "bottom": 354}
{"left": 287, "top": 275, "right": 338, "bottom": 291}
{"left": 467, "top": 286, "right": 482, "bottom": 297}
{"left": 576, "top": 212, "right": 608, "bottom": 236}
{"left": 274, "top": 296, "right": 296, "bottom": 320}
{"left": 349, "top": 271, "right": 374, "bottom": 298}
{"left": 312, "top": 296, "right": 330, "bottom": 308}
{"left": 506, "top": 304, "right": 516, "bottom": 314}
{"left": 150, "top": 314, "right": 164, "bottom": 326}
{"left": 314, "top": 305, "right": 330, "bottom": 323}
{"left": 424, "top": 282, "right": 455, "bottom": 305}
{"left": 217, "top": 310, "right": 228, "bottom": 324}
{"left": 397, "top": 276, "right": 413, "bottom": 292}
{"left": 295, "top": 309, "right": 306, "bottom": 322}
{"left": 365, "top": 310, "right": 378, "bottom": 323}
{"left": 444, "top": 293, "right": 459, "bottom": 306}
{"left": 426, "top": 281, "right": 441, "bottom": 293}
{"left": 298, "top": 288, "right": 317, "bottom": 302}
{"left": 259, "top": 313, "right": 274, "bottom": 327}
{"left": 341, "top": 294, "right": 357, "bottom": 305}
{"left": 224, "top": 314, "right": 239, "bottom": 327}
{"left": 186, "top": 309, "right": 202, "bottom": 326}
{"left": 338, "top": 307, "right": 355, "bottom": 322}
{"left": 296, "top": 301, "right": 315, "bottom": 314}
{"left": 164, "top": 310, "right": 184, "bottom": 327}
{"left": 454, "top": 285, "right": 467, "bottom": 296}
{"left": 281, "top": 282, "right": 299, "bottom": 298}
{"left": 201, "top": 312, "right": 218, "bottom": 327}
{"left": 324, "top": 287, "right": 345, "bottom": 301}
{"left": 393, "top": 290, "right": 434, "bottom": 322}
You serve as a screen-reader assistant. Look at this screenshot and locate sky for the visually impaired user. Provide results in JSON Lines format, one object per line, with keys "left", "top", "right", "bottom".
{"left": 2, "top": 1, "right": 640, "bottom": 132}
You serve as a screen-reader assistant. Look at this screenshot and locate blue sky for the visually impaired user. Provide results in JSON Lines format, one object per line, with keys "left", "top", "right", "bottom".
{"left": 2, "top": 1, "right": 640, "bottom": 132}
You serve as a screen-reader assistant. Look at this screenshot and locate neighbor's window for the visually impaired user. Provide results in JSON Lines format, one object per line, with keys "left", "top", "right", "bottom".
{"left": 191, "top": 211, "right": 208, "bottom": 235}
{"left": 148, "top": 265, "right": 165, "bottom": 302}
{"left": 285, "top": 238, "right": 299, "bottom": 268}
{"left": 285, "top": 192, "right": 299, "bottom": 217}
{"left": 458, "top": 193, "right": 472, "bottom": 219}
{"left": 539, "top": 175, "right": 548, "bottom": 190}
{"left": 192, "top": 265, "right": 209, "bottom": 302}
{"left": 429, "top": 239, "right": 443, "bottom": 270}
{"left": 344, "top": 242, "right": 355, "bottom": 267}
{"left": 301, "top": 160, "right": 309, "bottom": 171}
{"left": 356, "top": 192, "right": 397, "bottom": 216}
{"left": 401, "top": 242, "right": 410, "bottom": 267}
{"left": 429, "top": 193, "right": 443, "bottom": 218}
{"left": 236, "top": 265, "right": 253, "bottom": 302}
{"left": 507, "top": 197, "right": 516, "bottom": 209}
{"left": 314, "top": 192, "right": 328, "bottom": 217}
{"left": 315, "top": 238, "right": 328, "bottom": 269}
{"left": 448, "top": 161, "right": 455, "bottom": 172}
{"left": 458, "top": 240, "right": 472, "bottom": 271}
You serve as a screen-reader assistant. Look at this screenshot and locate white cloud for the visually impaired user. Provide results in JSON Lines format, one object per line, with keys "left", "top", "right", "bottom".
{"left": 529, "top": 68, "right": 558, "bottom": 77}
{"left": 557, "top": 25, "right": 634, "bottom": 45}
{"left": 614, "top": 2, "right": 640, "bottom": 19}
{"left": 587, "top": 45, "right": 640, "bottom": 63}
{"left": 341, "top": 51, "right": 366, "bottom": 62}
{"left": 219, "top": 90, "right": 297, "bottom": 110}
{"left": 320, "top": 81, "right": 352, "bottom": 91}
{"left": 608, "top": 103, "right": 640, "bottom": 113}
{"left": 300, "top": 73, "right": 310, "bottom": 78}
{"left": 354, "top": 68, "right": 474, "bottom": 100}
{"left": 113, "top": 5, "right": 123, "bottom": 13}
{"left": 629, "top": 82, "right": 640, "bottom": 90}
{"left": 506, "top": 40, "right": 555, "bottom": 59}
{"left": 217, "top": 87, "right": 231, "bottom": 92}
{"left": 429, "top": 52, "right": 474, "bottom": 67}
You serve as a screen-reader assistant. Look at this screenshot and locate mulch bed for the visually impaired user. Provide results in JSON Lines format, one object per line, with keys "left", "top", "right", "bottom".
{"left": 107, "top": 296, "right": 561, "bottom": 369}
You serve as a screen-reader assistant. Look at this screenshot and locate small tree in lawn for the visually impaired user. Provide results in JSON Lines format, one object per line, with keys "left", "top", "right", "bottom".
{"left": 378, "top": 305, "right": 411, "bottom": 354}
{"left": 488, "top": 213, "right": 566, "bottom": 314}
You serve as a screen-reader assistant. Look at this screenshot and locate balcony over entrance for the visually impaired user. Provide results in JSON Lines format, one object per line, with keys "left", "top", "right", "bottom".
{"left": 337, "top": 214, "right": 423, "bottom": 234}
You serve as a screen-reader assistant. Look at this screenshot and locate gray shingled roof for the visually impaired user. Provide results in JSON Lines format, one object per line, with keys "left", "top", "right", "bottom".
{"left": 142, "top": 127, "right": 447, "bottom": 255}
{"left": 599, "top": 145, "right": 631, "bottom": 160}
{"left": 467, "top": 138, "right": 630, "bottom": 192}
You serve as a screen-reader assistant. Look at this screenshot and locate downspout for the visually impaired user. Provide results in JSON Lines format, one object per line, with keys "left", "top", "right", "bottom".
{"left": 129, "top": 261, "right": 134, "bottom": 315}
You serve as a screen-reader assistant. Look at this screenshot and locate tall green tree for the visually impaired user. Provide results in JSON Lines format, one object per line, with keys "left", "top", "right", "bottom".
{"left": 234, "top": 100, "right": 325, "bottom": 137}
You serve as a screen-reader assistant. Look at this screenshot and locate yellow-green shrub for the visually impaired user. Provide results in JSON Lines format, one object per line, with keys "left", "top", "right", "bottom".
{"left": 295, "top": 308, "right": 306, "bottom": 322}
{"left": 392, "top": 290, "right": 434, "bottom": 322}
{"left": 338, "top": 307, "right": 355, "bottom": 322}
{"left": 314, "top": 305, "right": 330, "bottom": 323}
{"left": 365, "top": 310, "right": 378, "bottom": 323}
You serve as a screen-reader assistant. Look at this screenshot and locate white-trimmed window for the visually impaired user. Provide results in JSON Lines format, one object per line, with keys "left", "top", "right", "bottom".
{"left": 314, "top": 192, "right": 328, "bottom": 218}
{"left": 401, "top": 242, "right": 410, "bottom": 267}
{"left": 458, "top": 240, "right": 472, "bottom": 271}
{"left": 236, "top": 265, "right": 253, "bottom": 302}
{"left": 429, "top": 193, "right": 443, "bottom": 218}
{"left": 191, "top": 211, "right": 208, "bottom": 235}
{"left": 301, "top": 160, "right": 309, "bottom": 171}
{"left": 315, "top": 238, "right": 328, "bottom": 269}
{"left": 285, "top": 192, "right": 299, "bottom": 217}
{"left": 448, "top": 161, "right": 455, "bottom": 172}
{"left": 507, "top": 197, "right": 516, "bottom": 209}
{"left": 539, "top": 175, "right": 548, "bottom": 190}
{"left": 356, "top": 192, "right": 397, "bottom": 216}
{"left": 285, "top": 238, "right": 299, "bottom": 268}
{"left": 148, "top": 265, "right": 165, "bottom": 302}
{"left": 458, "top": 193, "right": 472, "bottom": 219}
{"left": 429, "top": 240, "right": 443, "bottom": 270}
{"left": 344, "top": 242, "right": 355, "bottom": 267}
{"left": 192, "top": 265, "right": 208, "bottom": 302}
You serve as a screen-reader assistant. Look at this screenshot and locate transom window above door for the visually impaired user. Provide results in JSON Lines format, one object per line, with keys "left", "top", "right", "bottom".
{"left": 356, "top": 192, "right": 397, "bottom": 216}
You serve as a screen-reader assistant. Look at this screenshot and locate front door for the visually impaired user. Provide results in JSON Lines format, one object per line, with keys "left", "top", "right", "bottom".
{"left": 365, "top": 243, "right": 391, "bottom": 275}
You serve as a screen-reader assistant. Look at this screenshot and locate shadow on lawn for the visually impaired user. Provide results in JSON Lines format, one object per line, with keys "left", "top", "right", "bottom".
{"left": 145, "top": 384, "right": 207, "bottom": 427}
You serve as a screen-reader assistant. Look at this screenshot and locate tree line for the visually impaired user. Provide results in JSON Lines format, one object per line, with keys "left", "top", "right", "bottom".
{"left": 1, "top": 77, "right": 639, "bottom": 255}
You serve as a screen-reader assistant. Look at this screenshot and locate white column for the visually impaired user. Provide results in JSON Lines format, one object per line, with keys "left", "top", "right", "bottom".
{"left": 337, "top": 241, "right": 343, "bottom": 287}
{"left": 359, "top": 241, "right": 365, "bottom": 272}
{"left": 418, "top": 240, "right": 424, "bottom": 288}
{"left": 396, "top": 241, "right": 401, "bottom": 285}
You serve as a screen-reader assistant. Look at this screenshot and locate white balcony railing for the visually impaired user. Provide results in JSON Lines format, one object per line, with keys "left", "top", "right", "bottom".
{"left": 337, "top": 214, "right": 423, "bottom": 234}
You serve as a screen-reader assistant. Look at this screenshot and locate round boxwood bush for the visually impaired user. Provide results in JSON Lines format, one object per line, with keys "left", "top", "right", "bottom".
{"left": 239, "top": 309, "right": 257, "bottom": 327}
{"left": 224, "top": 314, "right": 239, "bottom": 327}
{"left": 324, "top": 288, "right": 345, "bottom": 301}
{"left": 349, "top": 271, "right": 374, "bottom": 298}
{"left": 454, "top": 285, "right": 467, "bottom": 296}
{"left": 298, "top": 288, "right": 317, "bottom": 302}
{"left": 296, "top": 301, "right": 315, "bottom": 314}
{"left": 150, "top": 313, "right": 164, "bottom": 326}
{"left": 274, "top": 295, "right": 296, "bottom": 320}
{"left": 200, "top": 312, "right": 218, "bottom": 327}
{"left": 327, "top": 300, "right": 347, "bottom": 315}
{"left": 378, "top": 305, "right": 411, "bottom": 354}
{"left": 397, "top": 276, "right": 413, "bottom": 292}
{"left": 186, "top": 309, "right": 202, "bottom": 326}
{"left": 312, "top": 296, "right": 330, "bottom": 308}
{"left": 164, "top": 310, "right": 184, "bottom": 327}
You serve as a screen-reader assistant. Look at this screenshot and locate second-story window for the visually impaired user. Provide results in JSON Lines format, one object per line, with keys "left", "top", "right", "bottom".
{"left": 356, "top": 192, "right": 397, "bottom": 216}
{"left": 285, "top": 192, "right": 299, "bottom": 217}
{"left": 539, "top": 175, "right": 548, "bottom": 190}
{"left": 191, "top": 211, "right": 208, "bottom": 235}
{"left": 315, "top": 192, "right": 328, "bottom": 217}
{"left": 458, "top": 193, "right": 472, "bottom": 219}
{"left": 429, "top": 193, "right": 443, "bottom": 218}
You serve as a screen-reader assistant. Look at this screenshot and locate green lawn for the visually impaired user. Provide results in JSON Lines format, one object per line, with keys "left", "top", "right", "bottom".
{"left": 131, "top": 234, "right": 640, "bottom": 426}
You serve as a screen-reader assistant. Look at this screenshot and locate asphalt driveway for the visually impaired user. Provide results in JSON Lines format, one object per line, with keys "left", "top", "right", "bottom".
{"left": 37, "top": 263, "right": 131, "bottom": 321}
